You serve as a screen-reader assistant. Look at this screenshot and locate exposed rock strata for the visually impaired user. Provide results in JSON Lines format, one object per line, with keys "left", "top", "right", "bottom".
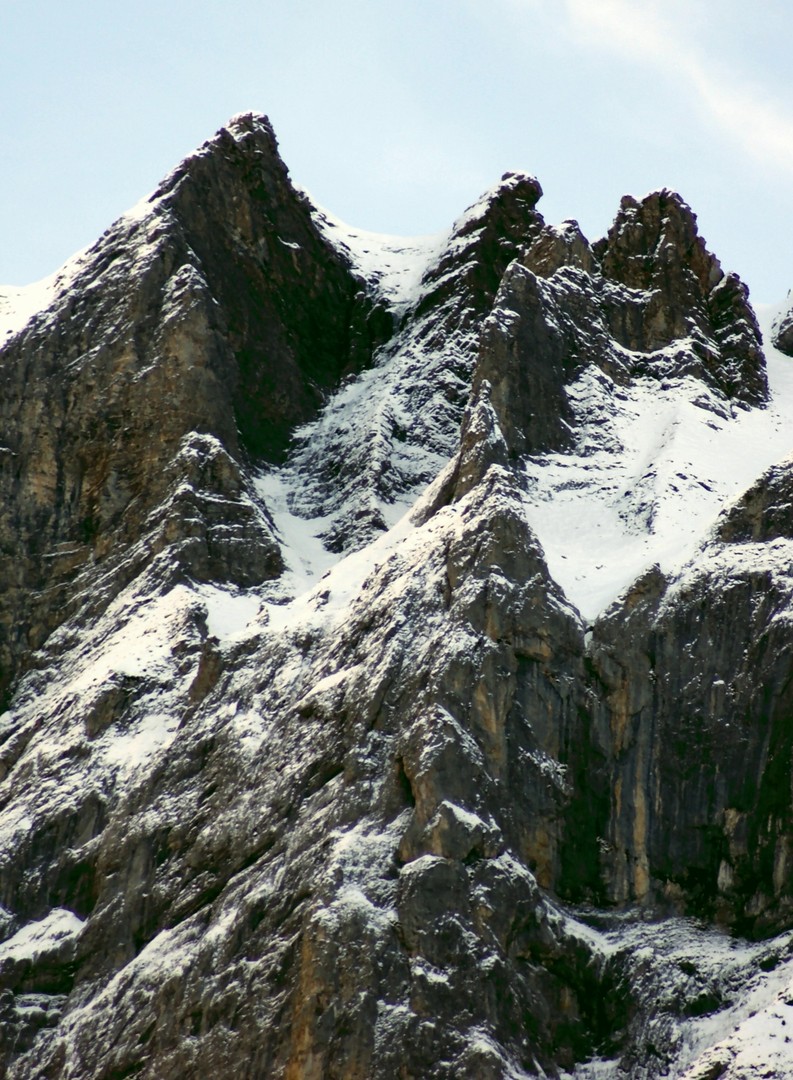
{"left": 0, "top": 115, "right": 791, "bottom": 1079}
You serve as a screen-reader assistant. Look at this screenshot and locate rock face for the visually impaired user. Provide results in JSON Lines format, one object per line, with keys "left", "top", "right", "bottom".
{"left": 772, "top": 290, "right": 793, "bottom": 356}
{"left": 0, "top": 114, "right": 792, "bottom": 1079}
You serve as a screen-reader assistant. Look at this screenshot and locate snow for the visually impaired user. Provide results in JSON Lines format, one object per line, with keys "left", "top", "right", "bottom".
{"left": 194, "top": 584, "right": 261, "bottom": 641}
{"left": 254, "top": 464, "right": 426, "bottom": 635}
{"left": 438, "top": 801, "right": 487, "bottom": 832}
{"left": 102, "top": 712, "right": 178, "bottom": 769}
{"left": 681, "top": 978, "right": 793, "bottom": 1077}
{"left": 55, "top": 921, "right": 195, "bottom": 1064}
{"left": 246, "top": 243, "right": 793, "bottom": 644}
{"left": 0, "top": 279, "right": 56, "bottom": 339}
{"left": 118, "top": 192, "right": 158, "bottom": 225}
{"left": 522, "top": 306, "right": 793, "bottom": 623}
{"left": 66, "top": 584, "right": 200, "bottom": 696}
{"left": 0, "top": 236, "right": 101, "bottom": 342}
{"left": 558, "top": 909, "right": 793, "bottom": 1079}
{"left": 255, "top": 468, "right": 339, "bottom": 598}
{"left": 0, "top": 267, "right": 79, "bottom": 340}
{"left": 0, "top": 173, "right": 172, "bottom": 348}
{"left": 410, "top": 957, "right": 451, "bottom": 986}
{"left": 0, "top": 909, "right": 84, "bottom": 963}
{"left": 680, "top": 970, "right": 793, "bottom": 1078}
{"left": 3, "top": 162, "right": 793, "bottom": 1078}
{"left": 304, "top": 193, "right": 446, "bottom": 314}
{"left": 0, "top": 807, "right": 34, "bottom": 853}
{"left": 399, "top": 853, "right": 445, "bottom": 879}
{"left": 0, "top": 574, "right": 207, "bottom": 803}
{"left": 449, "top": 170, "right": 539, "bottom": 235}
{"left": 304, "top": 172, "right": 537, "bottom": 317}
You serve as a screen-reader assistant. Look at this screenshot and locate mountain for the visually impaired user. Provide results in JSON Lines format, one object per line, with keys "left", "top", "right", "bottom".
{"left": 0, "top": 112, "right": 792, "bottom": 1078}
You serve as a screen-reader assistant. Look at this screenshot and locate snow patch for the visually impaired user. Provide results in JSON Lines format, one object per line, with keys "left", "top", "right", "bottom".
{"left": 559, "top": 911, "right": 793, "bottom": 1079}
{"left": 194, "top": 584, "right": 261, "bottom": 641}
{"left": 66, "top": 584, "right": 199, "bottom": 696}
{"left": 0, "top": 909, "right": 84, "bottom": 963}
{"left": 101, "top": 712, "right": 178, "bottom": 770}
{"left": 255, "top": 465, "right": 425, "bottom": 636}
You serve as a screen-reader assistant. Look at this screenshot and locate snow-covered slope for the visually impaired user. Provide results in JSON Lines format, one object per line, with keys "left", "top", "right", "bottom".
{"left": 277, "top": 170, "right": 544, "bottom": 554}
{"left": 523, "top": 305, "right": 793, "bottom": 622}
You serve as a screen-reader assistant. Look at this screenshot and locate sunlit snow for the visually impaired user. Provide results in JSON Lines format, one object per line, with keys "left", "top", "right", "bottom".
{"left": 0, "top": 243, "right": 95, "bottom": 341}
{"left": 190, "top": 300, "right": 793, "bottom": 649}
{"left": 302, "top": 192, "right": 446, "bottom": 315}
{"left": 523, "top": 304, "right": 793, "bottom": 623}
{"left": 0, "top": 909, "right": 84, "bottom": 964}
{"left": 193, "top": 585, "right": 261, "bottom": 641}
{"left": 254, "top": 473, "right": 422, "bottom": 635}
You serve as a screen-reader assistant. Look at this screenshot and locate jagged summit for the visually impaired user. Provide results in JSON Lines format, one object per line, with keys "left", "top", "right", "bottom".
{"left": 1, "top": 116, "right": 792, "bottom": 1079}
{"left": 0, "top": 112, "right": 395, "bottom": 701}
{"left": 596, "top": 187, "right": 721, "bottom": 288}
{"left": 149, "top": 110, "right": 284, "bottom": 200}
{"left": 224, "top": 109, "right": 278, "bottom": 139}
{"left": 451, "top": 169, "right": 543, "bottom": 232}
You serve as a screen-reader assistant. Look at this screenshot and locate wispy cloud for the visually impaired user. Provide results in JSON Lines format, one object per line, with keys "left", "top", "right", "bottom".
{"left": 560, "top": 0, "right": 793, "bottom": 176}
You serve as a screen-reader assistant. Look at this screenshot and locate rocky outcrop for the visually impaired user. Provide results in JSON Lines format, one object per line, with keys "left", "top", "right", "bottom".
{"left": 580, "top": 552, "right": 793, "bottom": 935}
{"left": 0, "top": 117, "right": 791, "bottom": 1078}
{"left": 594, "top": 191, "right": 766, "bottom": 405}
{"left": 454, "top": 190, "right": 766, "bottom": 497}
{"left": 152, "top": 114, "right": 393, "bottom": 459}
{"left": 531, "top": 457, "right": 793, "bottom": 937}
{"left": 772, "top": 291, "right": 793, "bottom": 356}
{"left": 448, "top": 198, "right": 791, "bottom": 936}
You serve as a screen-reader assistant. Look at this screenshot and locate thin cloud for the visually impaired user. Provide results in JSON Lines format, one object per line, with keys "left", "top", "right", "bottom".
{"left": 561, "top": 0, "right": 793, "bottom": 177}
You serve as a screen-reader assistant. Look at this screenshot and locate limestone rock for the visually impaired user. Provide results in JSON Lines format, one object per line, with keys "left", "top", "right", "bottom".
{"left": 0, "top": 118, "right": 791, "bottom": 1079}
{"left": 594, "top": 190, "right": 766, "bottom": 403}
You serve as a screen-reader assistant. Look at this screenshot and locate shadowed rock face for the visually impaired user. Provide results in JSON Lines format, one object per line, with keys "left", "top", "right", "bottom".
{"left": 0, "top": 117, "right": 792, "bottom": 1079}
{"left": 578, "top": 559, "right": 793, "bottom": 934}
{"left": 152, "top": 114, "right": 393, "bottom": 459}
{"left": 773, "top": 292, "right": 793, "bottom": 356}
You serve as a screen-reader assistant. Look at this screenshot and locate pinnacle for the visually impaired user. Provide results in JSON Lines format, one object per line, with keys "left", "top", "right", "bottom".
{"left": 222, "top": 111, "right": 279, "bottom": 147}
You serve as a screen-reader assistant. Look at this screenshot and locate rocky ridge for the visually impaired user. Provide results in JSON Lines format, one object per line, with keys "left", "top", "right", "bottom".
{"left": 0, "top": 114, "right": 792, "bottom": 1077}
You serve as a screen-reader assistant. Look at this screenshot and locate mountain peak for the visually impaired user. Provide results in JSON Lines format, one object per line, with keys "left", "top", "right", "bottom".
{"left": 597, "top": 186, "right": 723, "bottom": 293}
{"left": 223, "top": 110, "right": 277, "bottom": 141}
{"left": 450, "top": 170, "right": 542, "bottom": 241}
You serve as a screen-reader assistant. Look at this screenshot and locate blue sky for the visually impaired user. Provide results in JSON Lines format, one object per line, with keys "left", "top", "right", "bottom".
{"left": 2, "top": 0, "right": 792, "bottom": 302}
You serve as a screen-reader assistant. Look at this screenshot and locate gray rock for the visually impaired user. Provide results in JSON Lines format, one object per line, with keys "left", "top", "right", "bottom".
{"left": 0, "top": 119, "right": 790, "bottom": 1079}
{"left": 772, "top": 291, "right": 793, "bottom": 356}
